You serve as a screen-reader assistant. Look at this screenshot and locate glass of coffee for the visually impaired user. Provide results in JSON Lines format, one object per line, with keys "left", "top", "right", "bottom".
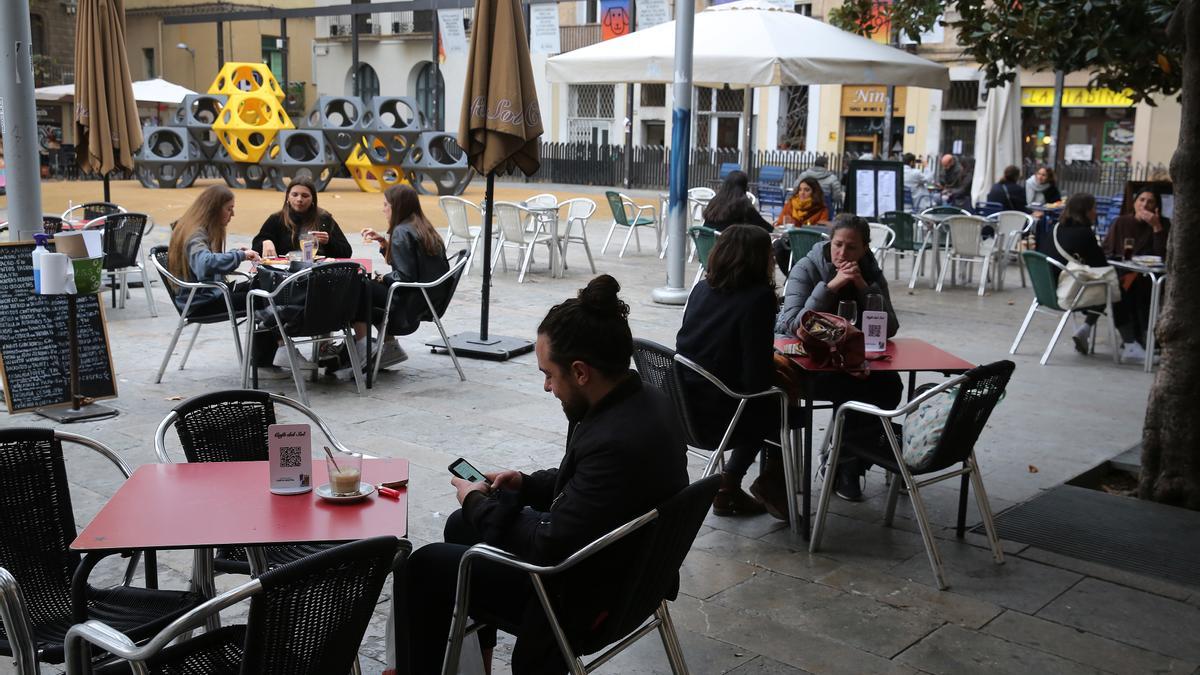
{"left": 327, "top": 450, "right": 363, "bottom": 496}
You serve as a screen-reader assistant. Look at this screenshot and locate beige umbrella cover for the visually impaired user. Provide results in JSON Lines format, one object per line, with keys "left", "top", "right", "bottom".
{"left": 74, "top": 0, "right": 142, "bottom": 175}
{"left": 459, "top": 0, "right": 543, "bottom": 176}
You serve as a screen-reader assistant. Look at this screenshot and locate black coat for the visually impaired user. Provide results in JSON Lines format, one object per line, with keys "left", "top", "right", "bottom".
{"left": 374, "top": 221, "right": 451, "bottom": 335}
{"left": 251, "top": 211, "right": 352, "bottom": 258}
{"left": 986, "top": 181, "right": 1028, "bottom": 213}
{"left": 462, "top": 373, "right": 689, "bottom": 671}
{"left": 702, "top": 197, "right": 772, "bottom": 233}
{"left": 1051, "top": 221, "right": 1108, "bottom": 268}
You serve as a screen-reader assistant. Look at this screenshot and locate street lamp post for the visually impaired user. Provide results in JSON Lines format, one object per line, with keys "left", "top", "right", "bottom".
{"left": 176, "top": 42, "right": 196, "bottom": 90}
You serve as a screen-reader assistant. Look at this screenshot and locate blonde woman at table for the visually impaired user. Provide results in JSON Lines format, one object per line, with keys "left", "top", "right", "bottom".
{"left": 676, "top": 225, "right": 788, "bottom": 519}
{"left": 251, "top": 176, "right": 352, "bottom": 259}
{"left": 776, "top": 214, "right": 902, "bottom": 502}
{"left": 336, "top": 185, "right": 450, "bottom": 378}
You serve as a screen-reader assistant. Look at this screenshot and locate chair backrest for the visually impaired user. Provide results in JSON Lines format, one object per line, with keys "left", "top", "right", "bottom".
{"left": 97, "top": 212, "right": 149, "bottom": 271}
{"left": 787, "top": 228, "right": 826, "bottom": 269}
{"left": 944, "top": 215, "right": 989, "bottom": 256}
{"left": 630, "top": 338, "right": 704, "bottom": 450}
{"left": 170, "top": 390, "right": 277, "bottom": 463}
{"left": 586, "top": 475, "right": 721, "bottom": 648}
{"left": 882, "top": 211, "right": 917, "bottom": 250}
{"left": 757, "top": 165, "right": 785, "bottom": 186}
{"left": 286, "top": 262, "right": 364, "bottom": 337}
{"left": 922, "top": 205, "right": 970, "bottom": 218}
{"left": 688, "top": 226, "right": 718, "bottom": 270}
{"left": 974, "top": 201, "right": 1004, "bottom": 217}
{"left": 427, "top": 250, "right": 469, "bottom": 319}
{"left": 993, "top": 211, "right": 1033, "bottom": 238}
{"left": 440, "top": 196, "right": 479, "bottom": 239}
{"left": 1020, "top": 250, "right": 1064, "bottom": 311}
{"left": 560, "top": 197, "right": 597, "bottom": 223}
{"left": 42, "top": 214, "right": 66, "bottom": 235}
{"left": 604, "top": 191, "right": 630, "bottom": 227}
{"left": 0, "top": 429, "right": 81, "bottom": 632}
{"left": 83, "top": 202, "right": 124, "bottom": 222}
{"left": 717, "top": 163, "right": 739, "bottom": 180}
{"left": 525, "top": 193, "right": 558, "bottom": 209}
{"left": 239, "top": 536, "right": 402, "bottom": 674}
{"left": 868, "top": 223, "right": 896, "bottom": 251}
{"left": 687, "top": 187, "right": 715, "bottom": 201}
{"left": 494, "top": 202, "right": 532, "bottom": 242}
{"left": 919, "top": 361, "right": 1015, "bottom": 473}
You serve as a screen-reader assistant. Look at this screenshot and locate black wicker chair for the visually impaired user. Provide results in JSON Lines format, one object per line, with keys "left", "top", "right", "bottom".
{"left": 62, "top": 201, "right": 124, "bottom": 224}
{"left": 630, "top": 338, "right": 709, "bottom": 462}
{"left": 86, "top": 212, "right": 157, "bottom": 316}
{"left": 809, "top": 360, "right": 1016, "bottom": 590}
{"left": 67, "top": 535, "right": 409, "bottom": 675}
{"left": 443, "top": 476, "right": 720, "bottom": 675}
{"left": 0, "top": 429, "right": 203, "bottom": 674}
{"left": 154, "top": 390, "right": 357, "bottom": 579}
{"left": 42, "top": 214, "right": 66, "bottom": 235}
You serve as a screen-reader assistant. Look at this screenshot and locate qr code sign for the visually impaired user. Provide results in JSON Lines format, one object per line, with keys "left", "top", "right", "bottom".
{"left": 280, "top": 447, "right": 303, "bottom": 468}
{"left": 867, "top": 324, "right": 882, "bottom": 338}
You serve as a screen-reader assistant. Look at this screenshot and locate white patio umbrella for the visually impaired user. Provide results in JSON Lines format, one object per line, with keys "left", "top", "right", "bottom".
{"left": 546, "top": 0, "right": 949, "bottom": 89}
{"left": 971, "top": 74, "right": 1023, "bottom": 204}
{"left": 35, "top": 78, "right": 198, "bottom": 105}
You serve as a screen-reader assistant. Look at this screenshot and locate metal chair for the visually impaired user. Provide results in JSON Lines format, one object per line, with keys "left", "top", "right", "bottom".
{"left": 687, "top": 226, "right": 718, "bottom": 287}
{"left": 374, "top": 250, "right": 469, "bottom": 382}
{"left": 602, "top": 191, "right": 658, "bottom": 258}
{"left": 493, "top": 201, "right": 556, "bottom": 283}
{"left": 65, "top": 536, "right": 408, "bottom": 675}
{"left": 990, "top": 210, "right": 1036, "bottom": 289}
{"left": 809, "top": 361, "right": 1015, "bottom": 590}
{"left": 880, "top": 211, "right": 924, "bottom": 281}
{"left": 557, "top": 198, "right": 598, "bottom": 273}
{"left": 0, "top": 428, "right": 203, "bottom": 674}
{"left": 525, "top": 193, "right": 558, "bottom": 209}
{"left": 907, "top": 206, "right": 966, "bottom": 289}
{"left": 149, "top": 245, "right": 247, "bottom": 384}
{"left": 938, "top": 215, "right": 1001, "bottom": 296}
{"left": 440, "top": 196, "right": 484, "bottom": 275}
{"left": 1010, "top": 251, "right": 1119, "bottom": 365}
{"left": 786, "top": 227, "right": 827, "bottom": 271}
{"left": 242, "top": 262, "right": 366, "bottom": 405}
{"left": 85, "top": 212, "right": 158, "bottom": 316}
{"left": 868, "top": 222, "right": 896, "bottom": 267}
{"left": 441, "top": 475, "right": 721, "bottom": 675}
{"left": 62, "top": 202, "right": 125, "bottom": 225}
{"left": 664, "top": 188, "right": 716, "bottom": 260}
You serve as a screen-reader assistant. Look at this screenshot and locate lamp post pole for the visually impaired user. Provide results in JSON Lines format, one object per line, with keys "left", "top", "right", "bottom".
{"left": 0, "top": 0, "right": 44, "bottom": 241}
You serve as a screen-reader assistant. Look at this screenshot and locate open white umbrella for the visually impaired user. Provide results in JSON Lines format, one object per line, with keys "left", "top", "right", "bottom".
{"left": 35, "top": 78, "right": 198, "bottom": 105}
{"left": 971, "top": 74, "right": 1023, "bottom": 204}
{"left": 546, "top": 0, "right": 949, "bottom": 89}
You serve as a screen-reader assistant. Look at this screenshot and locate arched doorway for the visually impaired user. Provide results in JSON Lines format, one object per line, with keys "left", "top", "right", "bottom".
{"left": 347, "top": 62, "right": 380, "bottom": 102}
{"left": 415, "top": 62, "right": 445, "bottom": 130}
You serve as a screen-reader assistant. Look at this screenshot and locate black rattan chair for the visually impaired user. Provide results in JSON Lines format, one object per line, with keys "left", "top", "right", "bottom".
{"left": 154, "top": 390, "right": 357, "bottom": 578}
{"left": 42, "top": 214, "right": 66, "bottom": 235}
{"left": 0, "top": 429, "right": 203, "bottom": 674}
{"left": 375, "top": 250, "right": 469, "bottom": 382}
{"left": 86, "top": 212, "right": 158, "bottom": 316}
{"left": 67, "top": 535, "right": 409, "bottom": 675}
{"left": 62, "top": 201, "right": 124, "bottom": 224}
{"left": 149, "top": 245, "right": 247, "bottom": 384}
{"left": 442, "top": 476, "right": 720, "bottom": 675}
{"left": 809, "top": 360, "right": 1016, "bottom": 589}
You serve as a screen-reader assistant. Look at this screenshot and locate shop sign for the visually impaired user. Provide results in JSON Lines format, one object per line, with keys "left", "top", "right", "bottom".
{"left": 840, "top": 86, "right": 906, "bottom": 117}
{"left": 1020, "top": 87, "right": 1134, "bottom": 108}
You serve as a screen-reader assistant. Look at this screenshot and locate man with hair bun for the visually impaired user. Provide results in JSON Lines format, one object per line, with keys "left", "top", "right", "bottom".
{"left": 405, "top": 275, "right": 689, "bottom": 674}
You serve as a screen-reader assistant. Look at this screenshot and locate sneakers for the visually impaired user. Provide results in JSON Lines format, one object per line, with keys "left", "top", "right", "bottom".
{"left": 250, "top": 366, "right": 293, "bottom": 380}
{"left": 1119, "top": 341, "right": 1147, "bottom": 364}
{"left": 834, "top": 467, "right": 864, "bottom": 502}
{"left": 1072, "top": 325, "right": 1091, "bottom": 355}
{"left": 273, "top": 346, "right": 317, "bottom": 371}
{"left": 375, "top": 338, "right": 409, "bottom": 369}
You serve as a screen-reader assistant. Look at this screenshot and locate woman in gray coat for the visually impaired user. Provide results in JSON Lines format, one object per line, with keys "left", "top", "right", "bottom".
{"left": 776, "top": 215, "right": 902, "bottom": 501}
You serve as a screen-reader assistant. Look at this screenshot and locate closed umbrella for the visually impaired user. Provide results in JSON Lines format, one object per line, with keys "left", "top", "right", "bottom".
{"left": 971, "top": 74, "right": 1023, "bottom": 205}
{"left": 442, "top": 0, "right": 544, "bottom": 360}
{"left": 74, "top": 0, "right": 142, "bottom": 202}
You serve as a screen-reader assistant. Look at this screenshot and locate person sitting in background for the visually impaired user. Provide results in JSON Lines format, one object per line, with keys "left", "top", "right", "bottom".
{"left": 251, "top": 177, "right": 352, "bottom": 259}
{"left": 702, "top": 170, "right": 771, "bottom": 232}
{"left": 937, "top": 154, "right": 972, "bottom": 209}
{"left": 986, "top": 165, "right": 1029, "bottom": 212}
{"left": 772, "top": 177, "right": 829, "bottom": 274}
{"left": 903, "top": 153, "right": 932, "bottom": 210}
{"left": 796, "top": 155, "right": 843, "bottom": 211}
{"left": 1100, "top": 188, "right": 1170, "bottom": 364}
{"left": 677, "top": 225, "right": 788, "bottom": 520}
{"left": 1050, "top": 193, "right": 1146, "bottom": 363}
{"left": 1025, "top": 165, "right": 1062, "bottom": 206}
{"left": 776, "top": 214, "right": 901, "bottom": 501}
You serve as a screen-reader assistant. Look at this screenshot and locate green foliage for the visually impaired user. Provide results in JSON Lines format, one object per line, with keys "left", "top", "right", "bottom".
{"left": 829, "top": 0, "right": 1183, "bottom": 103}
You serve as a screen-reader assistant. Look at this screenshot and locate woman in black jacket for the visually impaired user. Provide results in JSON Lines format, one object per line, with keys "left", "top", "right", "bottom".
{"left": 676, "top": 225, "right": 788, "bottom": 519}
{"left": 702, "top": 170, "right": 772, "bottom": 232}
{"left": 251, "top": 177, "right": 352, "bottom": 258}
{"left": 986, "top": 165, "right": 1028, "bottom": 212}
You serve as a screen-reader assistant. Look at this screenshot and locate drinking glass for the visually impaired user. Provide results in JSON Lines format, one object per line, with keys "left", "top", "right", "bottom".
{"left": 865, "top": 293, "right": 884, "bottom": 312}
{"left": 1123, "top": 237, "right": 1135, "bottom": 261}
{"left": 327, "top": 450, "right": 363, "bottom": 496}
{"left": 837, "top": 300, "right": 858, "bottom": 323}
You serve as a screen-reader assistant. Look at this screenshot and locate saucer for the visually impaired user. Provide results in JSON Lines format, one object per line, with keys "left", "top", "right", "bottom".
{"left": 316, "top": 482, "right": 376, "bottom": 503}
{"left": 1131, "top": 255, "right": 1163, "bottom": 266}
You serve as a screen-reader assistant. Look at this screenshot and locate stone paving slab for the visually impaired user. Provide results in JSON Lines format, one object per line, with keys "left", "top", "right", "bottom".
{"left": 896, "top": 623, "right": 1105, "bottom": 675}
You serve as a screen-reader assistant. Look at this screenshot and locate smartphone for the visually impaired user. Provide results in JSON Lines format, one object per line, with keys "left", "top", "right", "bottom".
{"left": 448, "top": 457, "right": 490, "bottom": 484}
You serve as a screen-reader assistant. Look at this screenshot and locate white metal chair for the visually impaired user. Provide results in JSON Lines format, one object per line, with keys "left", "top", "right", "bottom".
{"left": 868, "top": 222, "right": 896, "bottom": 268}
{"left": 602, "top": 191, "right": 659, "bottom": 258}
{"left": 937, "top": 215, "right": 1002, "bottom": 296}
{"left": 493, "top": 201, "right": 556, "bottom": 283}
{"left": 149, "top": 245, "right": 246, "bottom": 384}
{"left": 908, "top": 206, "right": 970, "bottom": 289}
{"left": 557, "top": 198, "right": 598, "bottom": 273}
{"left": 373, "top": 251, "right": 470, "bottom": 382}
{"left": 440, "top": 196, "right": 484, "bottom": 275}
{"left": 525, "top": 193, "right": 558, "bottom": 208}
{"left": 1010, "top": 251, "right": 1120, "bottom": 365}
{"left": 809, "top": 361, "right": 1014, "bottom": 590}
{"left": 665, "top": 187, "right": 717, "bottom": 260}
{"left": 990, "top": 210, "right": 1036, "bottom": 289}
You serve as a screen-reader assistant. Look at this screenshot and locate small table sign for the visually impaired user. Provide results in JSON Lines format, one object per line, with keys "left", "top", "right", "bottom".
{"left": 268, "top": 423, "right": 314, "bottom": 495}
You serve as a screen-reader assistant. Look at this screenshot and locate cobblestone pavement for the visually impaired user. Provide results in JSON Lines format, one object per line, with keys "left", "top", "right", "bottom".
{"left": 3, "top": 179, "right": 1196, "bottom": 674}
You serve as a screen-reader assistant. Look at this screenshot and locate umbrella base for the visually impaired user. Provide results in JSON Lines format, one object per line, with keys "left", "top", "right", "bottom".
{"left": 429, "top": 332, "right": 534, "bottom": 361}
{"left": 35, "top": 401, "right": 119, "bottom": 423}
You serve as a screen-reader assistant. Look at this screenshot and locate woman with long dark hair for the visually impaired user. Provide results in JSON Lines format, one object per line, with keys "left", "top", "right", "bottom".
{"left": 677, "top": 225, "right": 788, "bottom": 519}
{"left": 251, "top": 177, "right": 352, "bottom": 258}
{"left": 167, "top": 184, "right": 259, "bottom": 313}
{"left": 702, "top": 170, "right": 771, "bottom": 232}
{"left": 775, "top": 177, "right": 828, "bottom": 228}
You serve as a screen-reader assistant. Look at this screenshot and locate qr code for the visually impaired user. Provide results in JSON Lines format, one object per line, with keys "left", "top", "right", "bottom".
{"left": 280, "top": 447, "right": 303, "bottom": 468}
{"left": 867, "top": 324, "right": 882, "bottom": 338}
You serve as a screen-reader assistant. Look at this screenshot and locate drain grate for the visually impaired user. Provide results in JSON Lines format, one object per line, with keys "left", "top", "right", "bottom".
{"left": 977, "top": 484, "right": 1200, "bottom": 588}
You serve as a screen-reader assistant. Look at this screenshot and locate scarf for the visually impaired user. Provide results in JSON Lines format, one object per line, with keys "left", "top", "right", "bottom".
{"left": 788, "top": 196, "right": 826, "bottom": 225}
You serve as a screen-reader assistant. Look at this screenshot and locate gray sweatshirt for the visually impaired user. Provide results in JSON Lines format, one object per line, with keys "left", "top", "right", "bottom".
{"left": 174, "top": 229, "right": 244, "bottom": 309}
{"left": 775, "top": 241, "right": 899, "bottom": 337}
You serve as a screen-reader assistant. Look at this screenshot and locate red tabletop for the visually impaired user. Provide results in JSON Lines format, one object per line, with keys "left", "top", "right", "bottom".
{"left": 72, "top": 459, "right": 408, "bottom": 552}
{"left": 774, "top": 336, "right": 974, "bottom": 373}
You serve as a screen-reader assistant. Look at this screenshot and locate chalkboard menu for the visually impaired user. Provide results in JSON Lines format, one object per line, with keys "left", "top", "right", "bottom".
{"left": 0, "top": 241, "right": 117, "bottom": 413}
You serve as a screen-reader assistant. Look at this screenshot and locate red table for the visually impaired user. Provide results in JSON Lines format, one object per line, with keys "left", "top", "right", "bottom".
{"left": 773, "top": 337, "right": 974, "bottom": 538}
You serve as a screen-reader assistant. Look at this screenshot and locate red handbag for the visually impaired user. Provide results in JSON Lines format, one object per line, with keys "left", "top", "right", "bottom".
{"left": 795, "top": 310, "right": 866, "bottom": 371}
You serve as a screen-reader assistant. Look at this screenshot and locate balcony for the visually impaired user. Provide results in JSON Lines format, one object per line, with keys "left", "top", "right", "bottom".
{"left": 33, "top": 56, "right": 73, "bottom": 87}
{"left": 559, "top": 24, "right": 601, "bottom": 53}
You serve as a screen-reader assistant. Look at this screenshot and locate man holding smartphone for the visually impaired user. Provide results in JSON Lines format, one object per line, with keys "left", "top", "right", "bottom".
{"left": 405, "top": 275, "right": 689, "bottom": 674}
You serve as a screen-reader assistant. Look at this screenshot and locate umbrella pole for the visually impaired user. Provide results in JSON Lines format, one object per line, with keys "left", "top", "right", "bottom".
{"left": 103, "top": 172, "right": 111, "bottom": 203}
{"left": 428, "top": 171, "right": 534, "bottom": 360}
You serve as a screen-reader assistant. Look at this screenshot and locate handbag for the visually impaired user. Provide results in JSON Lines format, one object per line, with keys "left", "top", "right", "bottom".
{"left": 795, "top": 309, "right": 866, "bottom": 371}
{"left": 1052, "top": 223, "right": 1120, "bottom": 309}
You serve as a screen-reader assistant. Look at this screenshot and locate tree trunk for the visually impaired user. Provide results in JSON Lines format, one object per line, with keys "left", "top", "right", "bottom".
{"left": 1140, "top": 0, "right": 1200, "bottom": 509}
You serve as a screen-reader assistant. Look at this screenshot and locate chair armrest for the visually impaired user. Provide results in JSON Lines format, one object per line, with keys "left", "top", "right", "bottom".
{"left": 270, "top": 394, "right": 361, "bottom": 457}
{"left": 836, "top": 372, "right": 969, "bottom": 421}
{"left": 0, "top": 567, "right": 39, "bottom": 675}
{"left": 226, "top": 270, "right": 252, "bottom": 283}
{"left": 56, "top": 431, "right": 132, "bottom": 478}
{"left": 674, "top": 354, "right": 790, "bottom": 403}
{"left": 384, "top": 255, "right": 468, "bottom": 291}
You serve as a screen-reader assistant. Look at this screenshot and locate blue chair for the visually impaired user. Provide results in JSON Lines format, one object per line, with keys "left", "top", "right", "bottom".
{"left": 755, "top": 165, "right": 786, "bottom": 220}
{"left": 717, "top": 162, "right": 740, "bottom": 181}
{"left": 974, "top": 201, "right": 1004, "bottom": 217}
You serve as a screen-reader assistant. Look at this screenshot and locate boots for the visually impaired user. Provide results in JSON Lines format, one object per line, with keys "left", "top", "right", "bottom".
{"left": 750, "top": 447, "right": 790, "bottom": 522}
{"left": 713, "top": 473, "right": 766, "bottom": 517}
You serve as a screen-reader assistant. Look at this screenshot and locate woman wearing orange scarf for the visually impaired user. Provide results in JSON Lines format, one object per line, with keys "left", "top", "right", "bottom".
{"left": 775, "top": 177, "right": 829, "bottom": 228}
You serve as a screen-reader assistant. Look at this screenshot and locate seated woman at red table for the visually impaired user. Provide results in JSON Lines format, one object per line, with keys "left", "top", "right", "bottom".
{"left": 676, "top": 225, "right": 788, "bottom": 519}
{"left": 251, "top": 177, "right": 352, "bottom": 259}
{"left": 334, "top": 185, "right": 450, "bottom": 378}
{"left": 771, "top": 177, "right": 829, "bottom": 275}
{"left": 702, "top": 170, "right": 772, "bottom": 232}
{"left": 776, "top": 214, "right": 901, "bottom": 502}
